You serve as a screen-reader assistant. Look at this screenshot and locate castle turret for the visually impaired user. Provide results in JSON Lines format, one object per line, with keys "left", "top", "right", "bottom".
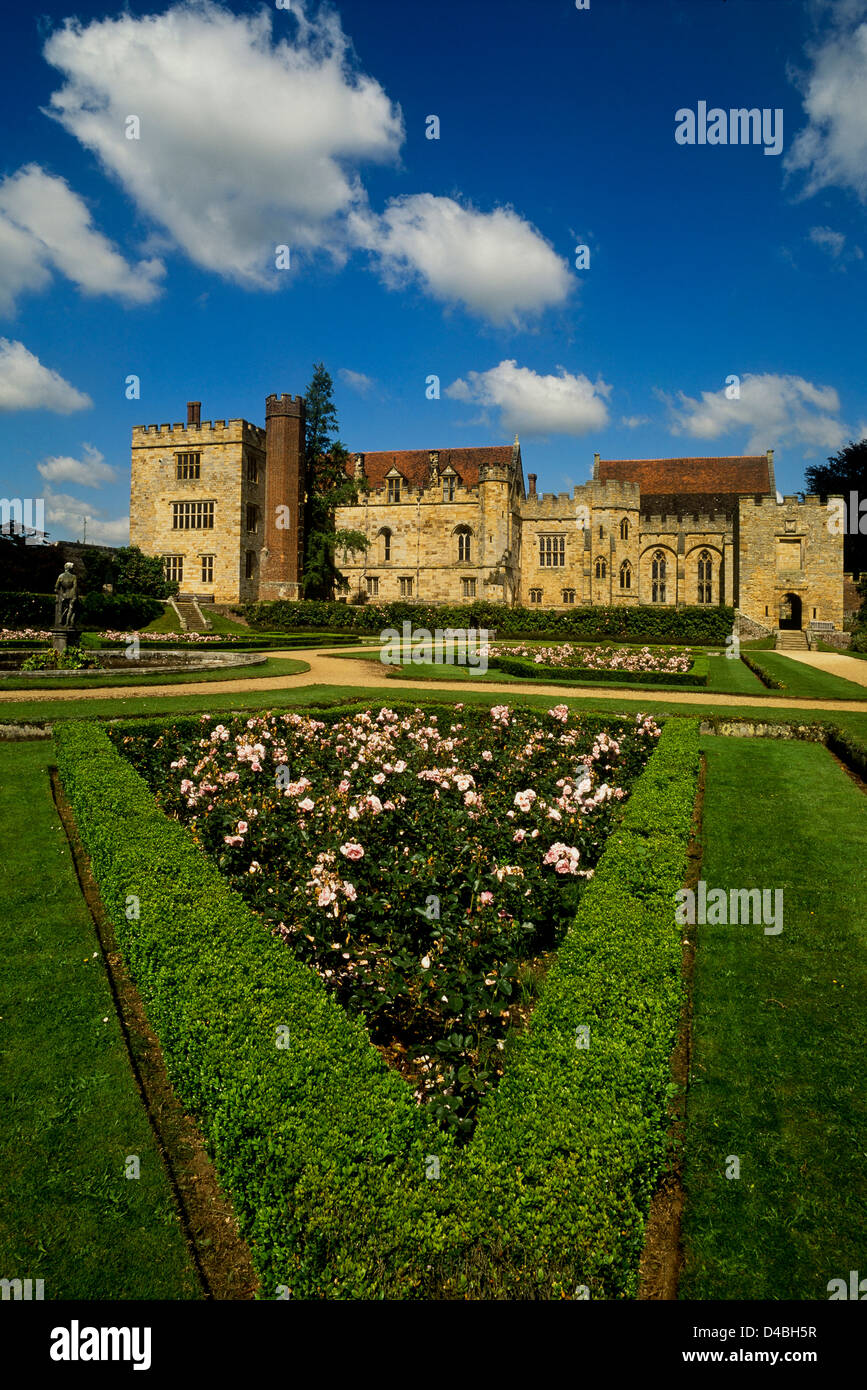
{"left": 259, "top": 392, "right": 306, "bottom": 600}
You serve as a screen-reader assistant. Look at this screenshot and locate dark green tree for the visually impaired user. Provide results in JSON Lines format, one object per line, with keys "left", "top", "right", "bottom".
{"left": 805, "top": 439, "right": 867, "bottom": 577}
{"left": 301, "top": 363, "right": 367, "bottom": 598}
{"left": 83, "top": 545, "right": 178, "bottom": 598}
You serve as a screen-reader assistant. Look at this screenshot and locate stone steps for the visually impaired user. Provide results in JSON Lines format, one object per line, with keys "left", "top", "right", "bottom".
{"left": 775, "top": 629, "right": 808, "bottom": 651}
{"left": 171, "top": 597, "right": 211, "bottom": 633}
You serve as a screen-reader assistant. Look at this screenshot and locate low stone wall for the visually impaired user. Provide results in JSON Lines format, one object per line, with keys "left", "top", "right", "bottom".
{"left": 11, "top": 651, "right": 268, "bottom": 679}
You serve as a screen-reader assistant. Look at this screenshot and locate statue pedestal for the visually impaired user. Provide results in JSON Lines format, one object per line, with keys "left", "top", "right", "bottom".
{"left": 51, "top": 627, "right": 82, "bottom": 656}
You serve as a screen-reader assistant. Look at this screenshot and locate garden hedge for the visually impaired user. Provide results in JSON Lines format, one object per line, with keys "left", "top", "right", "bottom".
{"left": 55, "top": 710, "right": 699, "bottom": 1298}
{"left": 740, "top": 652, "right": 785, "bottom": 689}
{"left": 0, "top": 590, "right": 163, "bottom": 630}
{"left": 491, "top": 653, "right": 709, "bottom": 688}
{"left": 243, "top": 598, "right": 734, "bottom": 645}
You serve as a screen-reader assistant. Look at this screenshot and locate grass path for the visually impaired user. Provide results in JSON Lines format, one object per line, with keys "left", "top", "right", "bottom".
{"left": 0, "top": 741, "right": 201, "bottom": 1298}
{"left": 680, "top": 737, "right": 867, "bottom": 1299}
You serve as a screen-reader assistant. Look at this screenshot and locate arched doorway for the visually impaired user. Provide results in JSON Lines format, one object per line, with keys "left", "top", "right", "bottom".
{"left": 778, "top": 593, "right": 802, "bottom": 630}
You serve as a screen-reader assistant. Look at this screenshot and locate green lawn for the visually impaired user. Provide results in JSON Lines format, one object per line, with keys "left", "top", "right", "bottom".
{"left": 0, "top": 741, "right": 201, "bottom": 1298}
{"left": 747, "top": 651, "right": 867, "bottom": 700}
{"left": 680, "top": 736, "right": 867, "bottom": 1299}
{"left": 334, "top": 646, "right": 796, "bottom": 698}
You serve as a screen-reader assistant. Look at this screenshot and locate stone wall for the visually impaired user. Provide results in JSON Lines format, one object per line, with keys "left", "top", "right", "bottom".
{"left": 736, "top": 494, "right": 844, "bottom": 630}
{"left": 130, "top": 418, "right": 265, "bottom": 604}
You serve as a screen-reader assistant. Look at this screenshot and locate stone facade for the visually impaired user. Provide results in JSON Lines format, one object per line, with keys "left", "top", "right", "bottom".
{"left": 130, "top": 402, "right": 265, "bottom": 605}
{"left": 129, "top": 396, "right": 845, "bottom": 629}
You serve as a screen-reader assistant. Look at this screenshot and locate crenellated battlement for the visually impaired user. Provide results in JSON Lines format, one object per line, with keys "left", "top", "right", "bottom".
{"left": 642, "top": 511, "right": 731, "bottom": 531}
{"left": 132, "top": 418, "right": 265, "bottom": 443}
{"left": 743, "top": 492, "right": 825, "bottom": 507}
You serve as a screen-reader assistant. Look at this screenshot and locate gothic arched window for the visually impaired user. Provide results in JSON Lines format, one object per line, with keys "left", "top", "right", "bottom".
{"left": 455, "top": 526, "right": 472, "bottom": 562}
{"left": 651, "top": 550, "right": 667, "bottom": 604}
{"left": 619, "top": 560, "right": 632, "bottom": 590}
{"left": 698, "top": 549, "right": 713, "bottom": 604}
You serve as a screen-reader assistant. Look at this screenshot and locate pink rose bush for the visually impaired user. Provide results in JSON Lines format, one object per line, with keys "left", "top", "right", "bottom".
{"left": 492, "top": 642, "right": 693, "bottom": 673}
{"left": 114, "top": 703, "right": 660, "bottom": 1135}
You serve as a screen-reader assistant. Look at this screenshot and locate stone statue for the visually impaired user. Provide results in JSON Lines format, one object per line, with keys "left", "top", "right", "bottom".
{"left": 54, "top": 562, "right": 78, "bottom": 628}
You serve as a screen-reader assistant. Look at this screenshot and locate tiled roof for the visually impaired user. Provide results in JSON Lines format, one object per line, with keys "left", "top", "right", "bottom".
{"left": 344, "top": 446, "right": 515, "bottom": 491}
{"left": 597, "top": 455, "right": 772, "bottom": 495}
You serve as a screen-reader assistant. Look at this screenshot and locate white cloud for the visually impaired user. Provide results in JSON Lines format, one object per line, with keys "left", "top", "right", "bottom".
{"left": 351, "top": 194, "right": 573, "bottom": 324}
{"left": 0, "top": 339, "right": 91, "bottom": 413}
{"left": 786, "top": 15, "right": 867, "bottom": 201}
{"left": 0, "top": 214, "right": 53, "bottom": 316}
{"left": 620, "top": 414, "right": 651, "bottom": 429}
{"left": 338, "top": 367, "right": 377, "bottom": 397}
{"left": 0, "top": 164, "right": 164, "bottom": 310}
{"left": 37, "top": 443, "right": 116, "bottom": 487}
{"left": 43, "top": 1, "right": 403, "bottom": 287}
{"left": 446, "top": 360, "right": 610, "bottom": 437}
{"left": 41, "top": 484, "right": 129, "bottom": 544}
{"left": 808, "top": 224, "right": 846, "bottom": 256}
{"left": 664, "top": 372, "right": 850, "bottom": 454}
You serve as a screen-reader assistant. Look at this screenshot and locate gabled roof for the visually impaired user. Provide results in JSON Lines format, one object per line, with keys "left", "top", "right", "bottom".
{"left": 344, "top": 445, "right": 516, "bottom": 491}
{"left": 596, "top": 455, "right": 772, "bottom": 495}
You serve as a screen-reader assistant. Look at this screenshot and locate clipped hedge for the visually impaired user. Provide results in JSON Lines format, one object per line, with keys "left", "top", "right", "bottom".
{"left": 740, "top": 652, "right": 785, "bottom": 690}
{"left": 492, "top": 653, "right": 709, "bottom": 688}
{"left": 243, "top": 598, "right": 734, "bottom": 645}
{"left": 0, "top": 590, "right": 163, "bottom": 630}
{"left": 55, "top": 711, "right": 699, "bottom": 1299}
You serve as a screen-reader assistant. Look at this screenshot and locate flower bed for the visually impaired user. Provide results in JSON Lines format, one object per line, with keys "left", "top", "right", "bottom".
{"left": 492, "top": 642, "right": 693, "bottom": 672}
{"left": 492, "top": 647, "right": 709, "bottom": 687}
{"left": 54, "top": 710, "right": 698, "bottom": 1298}
{"left": 114, "top": 702, "right": 661, "bottom": 1133}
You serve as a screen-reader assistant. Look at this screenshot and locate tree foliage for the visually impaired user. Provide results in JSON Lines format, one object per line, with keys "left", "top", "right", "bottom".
{"left": 301, "top": 363, "right": 367, "bottom": 599}
{"left": 805, "top": 439, "right": 867, "bottom": 577}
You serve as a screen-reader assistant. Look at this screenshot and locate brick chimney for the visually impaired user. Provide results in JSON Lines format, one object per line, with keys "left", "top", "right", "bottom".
{"left": 259, "top": 392, "right": 306, "bottom": 599}
{"left": 527, "top": 473, "right": 537, "bottom": 498}
{"left": 187, "top": 401, "right": 201, "bottom": 427}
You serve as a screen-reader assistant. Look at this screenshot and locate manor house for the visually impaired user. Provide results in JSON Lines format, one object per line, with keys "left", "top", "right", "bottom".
{"left": 129, "top": 393, "right": 844, "bottom": 632}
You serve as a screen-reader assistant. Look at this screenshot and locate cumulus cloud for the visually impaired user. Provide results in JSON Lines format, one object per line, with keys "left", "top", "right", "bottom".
{"left": 786, "top": 13, "right": 867, "bottom": 201}
{"left": 41, "top": 483, "right": 129, "bottom": 544}
{"left": 37, "top": 443, "right": 116, "bottom": 487}
{"left": 663, "top": 372, "right": 850, "bottom": 454}
{"left": 351, "top": 195, "right": 573, "bottom": 325}
{"left": 446, "top": 360, "right": 610, "bottom": 437}
{"left": 42, "top": 1, "right": 403, "bottom": 287}
{"left": 0, "top": 164, "right": 164, "bottom": 311}
{"left": 338, "top": 367, "right": 377, "bottom": 397}
{"left": 0, "top": 339, "right": 91, "bottom": 413}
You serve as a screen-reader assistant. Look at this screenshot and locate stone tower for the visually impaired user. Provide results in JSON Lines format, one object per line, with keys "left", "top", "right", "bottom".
{"left": 259, "top": 392, "right": 306, "bottom": 600}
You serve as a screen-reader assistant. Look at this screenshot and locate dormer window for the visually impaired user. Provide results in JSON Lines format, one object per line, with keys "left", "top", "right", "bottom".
{"left": 387, "top": 475, "right": 401, "bottom": 504}
{"left": 443, "top": 474, "right": 456, "bottom": 503}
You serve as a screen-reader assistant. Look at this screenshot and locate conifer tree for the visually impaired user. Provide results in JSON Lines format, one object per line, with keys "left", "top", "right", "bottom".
{"left": 301, "top": 363, "right": 367, "bottom": 598}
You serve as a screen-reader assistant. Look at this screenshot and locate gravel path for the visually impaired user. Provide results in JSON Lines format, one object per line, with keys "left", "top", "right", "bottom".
{"left": 2, "top": 646, "right": 867, "bottom": 713}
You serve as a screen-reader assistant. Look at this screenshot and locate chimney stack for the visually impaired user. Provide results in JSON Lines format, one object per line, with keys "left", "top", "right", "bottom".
{"left": 187, "top": 401, "right": 201, "bottom": 428}
{"left": 527, "top": 473, "right": 537, "bottom": 498}
{"left": 259, "top": 393, "right": 306, "bottom": 600}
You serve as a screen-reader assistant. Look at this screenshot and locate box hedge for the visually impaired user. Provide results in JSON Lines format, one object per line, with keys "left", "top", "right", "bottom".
{"left": 54, "top": 711, "right": 699, "bottom": 1298}
{"left": 243, "top": 598, "right": 734, "bottom": 646}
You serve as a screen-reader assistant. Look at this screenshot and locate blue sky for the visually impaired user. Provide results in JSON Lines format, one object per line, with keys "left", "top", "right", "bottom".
{"left": 1, "top": 0, "right": 866, "bottom": 542}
